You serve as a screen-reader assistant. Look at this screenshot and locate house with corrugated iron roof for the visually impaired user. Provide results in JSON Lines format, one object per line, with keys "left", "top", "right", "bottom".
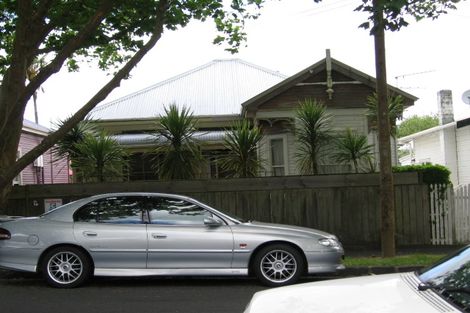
{"left": 90, "top": 51, "right": 417, "bottom": 180}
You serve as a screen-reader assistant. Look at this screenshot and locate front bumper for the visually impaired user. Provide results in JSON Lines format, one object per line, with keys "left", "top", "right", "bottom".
{"left": 305, "top": 249, "right": 344, "bottom": 274}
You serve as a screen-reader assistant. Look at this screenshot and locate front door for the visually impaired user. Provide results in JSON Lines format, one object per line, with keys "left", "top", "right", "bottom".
{"left": 145, "top": 196, "right": 234, "bottom": 269}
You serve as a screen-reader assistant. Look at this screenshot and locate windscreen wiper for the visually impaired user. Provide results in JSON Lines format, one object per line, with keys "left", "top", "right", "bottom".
{"left": 419, "top": 283, "right": 470, "bottom": 295}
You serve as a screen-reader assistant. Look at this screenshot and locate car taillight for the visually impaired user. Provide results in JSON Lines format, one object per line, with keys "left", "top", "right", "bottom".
{"left": 0, "top": 228, "right": 11, "bottom": 240}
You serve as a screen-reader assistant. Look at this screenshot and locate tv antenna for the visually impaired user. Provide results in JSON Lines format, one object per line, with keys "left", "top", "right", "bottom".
{"left": 394, "top": 70, "right": 436, "bottom": 88}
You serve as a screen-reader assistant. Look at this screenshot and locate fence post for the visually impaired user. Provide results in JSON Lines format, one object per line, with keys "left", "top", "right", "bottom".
{"left": 446, "top": 185, "right": 454, "bottom": 245}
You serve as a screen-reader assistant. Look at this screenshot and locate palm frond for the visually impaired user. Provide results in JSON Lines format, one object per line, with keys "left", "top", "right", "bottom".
{"left": 73, "top": 132, "right": 127, "bottom": 182}
{"left": 52, "top": 117, "right": 97, "bottom": 165}
{"left": 366, "top": 92, "right": 404, "bottom": 137}
{"left": 334, "top": 128, "right": 374, "bottom": 173}
{"left": 295, "top": 98, "right": 333, "bottom": 175}
{"left": 153, "top": 104, "right": 203, "bottom": 180}
{"left": 219, "top": 120, "right": 264, "bottom": 178}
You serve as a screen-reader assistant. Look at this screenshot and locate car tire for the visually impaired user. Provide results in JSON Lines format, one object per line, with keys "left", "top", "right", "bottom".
{"left": 252, "top": 244, "right": 305, "bottom": 287}
{"left": 40, "top": 246, "right": 92, "bottom": 288}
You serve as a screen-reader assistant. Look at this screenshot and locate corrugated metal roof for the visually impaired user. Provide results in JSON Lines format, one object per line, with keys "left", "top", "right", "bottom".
{"left": 113, "top": 131, "right": 227, "bottom": 146}
{"left": 22, "top": 119, "right": 50, "bottom": 134}
{"left": 90, "top": 59, "right": 287, "bottom": 120}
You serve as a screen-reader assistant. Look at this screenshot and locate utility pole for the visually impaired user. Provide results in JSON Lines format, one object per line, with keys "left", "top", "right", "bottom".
{"left": 373, "top": 0, "right": 396, "bottom": 257}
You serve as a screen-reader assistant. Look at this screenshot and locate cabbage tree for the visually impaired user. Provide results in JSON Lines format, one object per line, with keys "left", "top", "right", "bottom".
{"left": 219, "top": 121, "right": 263, "bottom": 178}
{"left": 154, "top": 105, "right": 203, "bottom": 180}
{"left": 295, "top": 99, "right": 333, "bottom": 175}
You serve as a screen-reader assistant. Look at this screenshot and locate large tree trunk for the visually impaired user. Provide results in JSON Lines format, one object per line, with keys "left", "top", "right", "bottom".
{"left": 373, "top": 0, "right": 396, "bottom": 257}
{"left": 0, "top": 107, "right": 24, "bottom": 214}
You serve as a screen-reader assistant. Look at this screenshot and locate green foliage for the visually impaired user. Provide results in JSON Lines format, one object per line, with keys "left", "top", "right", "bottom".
{"left": 54, "top": 121, "right": 127, "bottom": 182}
{"left": 219, "top": 120, "right": 263, "bottom": 178}
{"left": 393, "top": 163, "right": 451, "bottom": 185}
{"left": 355, "top": 0, "right": 460, "bottom": 33}
{"left": 73, "top": 132, "right": 128, "bottom": 182}
{"left": 154, "top": 104, "right": 203, "bottom": 180}
{"left": 334, "top": 128, "right": 374, "bottom": 173}
{"left": 53, "top": 118, "right": 97, "bottom": 161}
{"left": 366, "top": 92, "right": 404, "bottom": 137}
{"left": 397, "top": 115, "right": 439, "bottom": 138}
{"left": 295, "top": 99, "right": 333, "bottom": 175}
{"left": 0, "top": 0, "right": 266, "bottom": 74}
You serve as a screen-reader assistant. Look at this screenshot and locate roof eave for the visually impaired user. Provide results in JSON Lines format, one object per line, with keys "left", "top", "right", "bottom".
{"left": 398, "top": 122, "right": 456, "bottom": 143}
{"left": 242, "top": 57, "right": 419, "bottom": 115}
{"left": 242, "top": 58, "right": 325, "bottom": 115}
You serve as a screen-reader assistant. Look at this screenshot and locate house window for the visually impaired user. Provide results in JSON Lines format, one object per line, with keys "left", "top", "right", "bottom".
{"left": 270, "top": 136, "right": 288, "bottom": 176}
{"left": 128, "top": 153, "right": 159, "bottom": 181}
{"left": 12, "top": 150, "right": 22, "bottom": 186}
{"left": 203, "top": 151, "right": 231, "bottom": 179}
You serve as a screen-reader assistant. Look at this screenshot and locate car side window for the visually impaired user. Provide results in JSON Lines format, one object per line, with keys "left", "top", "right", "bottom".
{"left": 74, "top": 196, "right": 143, "bottom": 224}
{"left": 147, "top": 197, "right": 220, "bottom": 226}
{"left": 74, "top": 202, "right": 98, "bottom": 222}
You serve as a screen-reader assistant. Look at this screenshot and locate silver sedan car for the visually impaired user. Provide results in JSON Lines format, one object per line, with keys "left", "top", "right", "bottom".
{"left": 0, "top": 193, "right": 344, "bottom": 288}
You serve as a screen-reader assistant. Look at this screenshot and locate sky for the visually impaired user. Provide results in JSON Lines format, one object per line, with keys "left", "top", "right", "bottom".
{"left": 23, "top": 0, "right": 470, "bottom": 128}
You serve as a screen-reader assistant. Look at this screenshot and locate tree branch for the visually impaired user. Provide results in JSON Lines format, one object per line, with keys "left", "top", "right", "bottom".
{"left": 33, "top": 0, "right": 56, "bottom": 22}
{"left": 15, "top": 0, "right": 115, "bottom": 118}
{"left": 28, "top": 0, "right": 57, "bottom": 54}
{"left": 0, "top": 0, "right": 170, "bottom": 189}
{"left": 0, "top": 0, "right": 34, "bottom": 135}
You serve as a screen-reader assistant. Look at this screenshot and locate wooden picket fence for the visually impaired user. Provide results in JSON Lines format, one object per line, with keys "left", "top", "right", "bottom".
{"left": 430, "top": 184, "right": 470, "bottom": 245}
{"left": 454, "top": 184, "right": 470, "bottom": 243}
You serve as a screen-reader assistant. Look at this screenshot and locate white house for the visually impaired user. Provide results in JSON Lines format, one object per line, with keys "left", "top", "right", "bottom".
{"left": 398, "top": 90, "right": 470, "bottom": 186}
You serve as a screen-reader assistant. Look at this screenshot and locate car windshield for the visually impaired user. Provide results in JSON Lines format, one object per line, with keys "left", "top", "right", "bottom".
{"left": 418, "top": 246, "right": 470, "bottom": 310}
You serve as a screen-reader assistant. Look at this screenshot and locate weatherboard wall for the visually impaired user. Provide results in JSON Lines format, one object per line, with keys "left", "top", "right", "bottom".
{"left": 17, "top": 132, "right": 69, "bottom": 185}
{"left": 457, "top": 125, "right": 470, "bottom": 185}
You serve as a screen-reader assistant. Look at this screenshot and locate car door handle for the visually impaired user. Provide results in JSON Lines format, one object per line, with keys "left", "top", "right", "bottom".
{"left": 83, "top": 231, "right": 98, "bottom": 237}
{"left": 151, "top": 233, "right": 167, "bottom": 239}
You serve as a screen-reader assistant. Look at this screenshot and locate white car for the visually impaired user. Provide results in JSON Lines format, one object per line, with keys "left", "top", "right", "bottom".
{"left": 244, "top": 245, "right": 470, "bottom": 313}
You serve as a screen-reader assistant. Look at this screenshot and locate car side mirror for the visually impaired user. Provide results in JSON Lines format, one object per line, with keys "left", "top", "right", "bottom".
{"left": 204, "top": 216, "right": 223, "bottom": 227}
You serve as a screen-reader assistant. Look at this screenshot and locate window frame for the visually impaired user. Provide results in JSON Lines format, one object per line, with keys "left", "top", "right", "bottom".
{"left": 268, "top": 134, "right": 289, "bottom": 176}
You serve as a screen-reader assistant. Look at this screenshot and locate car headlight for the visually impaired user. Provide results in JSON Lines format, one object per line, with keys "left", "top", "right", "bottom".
{"left": 318, "top": 237, "right": 340, "bottom": 249}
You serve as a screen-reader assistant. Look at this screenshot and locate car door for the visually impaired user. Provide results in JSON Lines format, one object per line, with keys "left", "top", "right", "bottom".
{"left": 73, "top": 196, "right": 148, "bottom": 269}
{"left": 145, "top": 196, "right": 234, "bottom": 269}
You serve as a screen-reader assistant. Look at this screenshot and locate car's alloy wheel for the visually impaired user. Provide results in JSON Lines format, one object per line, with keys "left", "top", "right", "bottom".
{"left": 253, "top": 244, "right": 304, "bottom": 287}
{"left": 41, "top": 246, "right": 92, "bottom": 288}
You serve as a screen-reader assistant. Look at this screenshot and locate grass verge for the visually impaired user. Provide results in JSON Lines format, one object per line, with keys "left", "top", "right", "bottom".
{"left": 344, "top": 254, "right": 445, "bottom": 267}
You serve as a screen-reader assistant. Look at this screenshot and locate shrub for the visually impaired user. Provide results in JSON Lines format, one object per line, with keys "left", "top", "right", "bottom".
{"left": 393, "top": 164, "right": 451, "bottom": 185}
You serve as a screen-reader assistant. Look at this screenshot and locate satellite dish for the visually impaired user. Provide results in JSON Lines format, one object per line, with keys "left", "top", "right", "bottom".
{"left": 462, "top": 90, "right": 470, "bottom": 105}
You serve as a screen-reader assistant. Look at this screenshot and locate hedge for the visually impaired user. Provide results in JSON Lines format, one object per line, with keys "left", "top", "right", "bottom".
{"left": 393, "top": 164, "right": 451, "bottom": 186}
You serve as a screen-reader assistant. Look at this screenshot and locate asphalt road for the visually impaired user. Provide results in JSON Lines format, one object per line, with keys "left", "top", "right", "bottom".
{"left": 0, "top": 271, "right": 327, "bottom": 313}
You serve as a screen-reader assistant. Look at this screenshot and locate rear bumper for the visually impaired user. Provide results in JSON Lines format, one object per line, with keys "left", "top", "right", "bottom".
{"left": 0, "top": 246, "right": 40, "bottom": 273}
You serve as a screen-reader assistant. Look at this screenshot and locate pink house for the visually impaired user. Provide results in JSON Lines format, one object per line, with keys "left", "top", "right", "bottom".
{"left": 14, "top": 120, "right": 69, "bottom": 185}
